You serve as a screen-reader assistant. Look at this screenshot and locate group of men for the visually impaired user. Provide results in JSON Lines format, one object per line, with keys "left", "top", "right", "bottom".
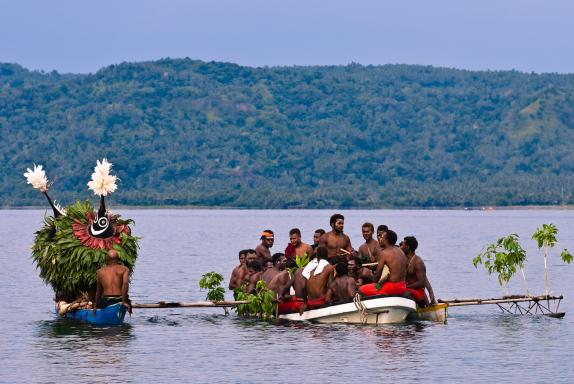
{"left": 228, "top": 213, "right": 436, "bottom": 315}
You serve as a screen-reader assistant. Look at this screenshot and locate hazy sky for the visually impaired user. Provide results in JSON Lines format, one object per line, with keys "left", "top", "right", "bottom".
{"left": 1, "top": 0, "right": 572, "bottom": 74}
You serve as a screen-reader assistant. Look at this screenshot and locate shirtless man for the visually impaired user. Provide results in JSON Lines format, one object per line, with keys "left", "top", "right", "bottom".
{"left": 93, "top": 249, "right": 131, "bottom": 314}
{"left": 244, "top": 260, "right": 264, "bottom": 294}
{"left": 269, "top": 258, "right": 297, "bottom": 298}
{"left": 288, "top": 228, "right": 314, "bottom": 259}
{"left": 401, "top": 236, "right": 436, "bottom": 306}
{"left": 312, "top": 229, "right": 325, "bottom": 251}
{"left": 301, "top": 246, "right": 335, "bottom": 311}
{"left": 228, "top": 249, "right": 247, "bottom": 290}
{"left": 359, "top": 230, "right": 408, "bottom": 296}
{"left": 255, "top": 230, "right": 274, "bottom": 265}
{"left": 348, "top": 256, "right": 373, "bottom": 284}
{"left": 376, "top": 224, "right": 389, "bottom": 244}
{"left": 261, "top": 253, "right": 286, "bottom": 286}
{"left": 358, "top": 222, "right": 381, "bottom": 263}
{"left": 325, "top": 263, "right": 357, "bottom": 303}
{"left": 318, "top": 214, "right": 353, "bottom": 264}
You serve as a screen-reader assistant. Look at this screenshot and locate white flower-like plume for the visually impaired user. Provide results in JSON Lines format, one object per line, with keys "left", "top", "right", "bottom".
{"left": 87, "top": 158, "right": 118, "bottom": 196}
{"left": 24, "top": 164, "right": 49, "bottom": 191}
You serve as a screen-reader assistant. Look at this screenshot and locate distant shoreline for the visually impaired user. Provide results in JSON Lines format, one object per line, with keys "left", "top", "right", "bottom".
{"left": 4, "top": 205, "right": 574, "bottom": 210}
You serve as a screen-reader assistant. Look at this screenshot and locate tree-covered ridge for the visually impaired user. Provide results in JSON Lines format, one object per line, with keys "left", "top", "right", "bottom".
{"left": 2, "top": 59, "right": 574, "bottom": 208}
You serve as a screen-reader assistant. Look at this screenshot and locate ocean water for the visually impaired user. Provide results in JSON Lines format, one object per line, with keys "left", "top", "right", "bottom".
{"left": 1, "top": 209, "right": 573, "bottom": 383}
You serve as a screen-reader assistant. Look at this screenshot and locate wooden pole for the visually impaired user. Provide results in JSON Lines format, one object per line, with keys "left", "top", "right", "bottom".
{"left": 439, "top": 295, "right": 562, "bottom": 307}
{"left": 132, "top": 300, "right": 249, "bottom": 309}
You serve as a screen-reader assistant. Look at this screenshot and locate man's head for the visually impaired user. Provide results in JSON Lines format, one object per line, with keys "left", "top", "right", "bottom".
{"left": 313, "top": 229, "right": 325, "bottom": 246}
{"left": 377, "top": 224, "right": 389, "bottom": 241}
{"left": 329, "top": 213, "right": 345, "bottom": 233}
{"left": 289, "top": 228, "right": 302, "bottom": 247}
{"left": 362, "top": 222, "right": 375, "bottom": 241}
{"left": 272, "top": 253, "right": 287, "bottom": 270}
{"left": 245, "top": 249, "right": 257, "bottom": 263}
{"left": 260, "top": 230, "right": 274, "bottom": 248}
{"left": 238, "top": 249, "right": 247, "bottom": 265}
{"left": 380, "top": 229, "right": 398, "bottom": 247}
{"left": 265, "top": 260, "right": 273, "bottom": 271}
{"left": 401, "top": 236, "right": 418, "bottom": 255}
{"left": 286, "top": 258, "right": 297, "bottom": 270}
{"left": 335, "top": 262, "right": 349, "bottom": 277}
{"left": 106, "top": 249, "right": 119, "bottom": 264}
{"left": 316, "top": 246, "right": 328, "bottom": 260}
{"left": 348, "top": 256, "right": 362, "bottom": 274}
{"left": 246, "top": 260, "right": 262, "bottom": 276}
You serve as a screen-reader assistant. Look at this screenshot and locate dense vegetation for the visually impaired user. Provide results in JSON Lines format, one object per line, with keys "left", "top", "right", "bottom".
{"left": 2, "top": 59, "right": 574, "bottom": 208}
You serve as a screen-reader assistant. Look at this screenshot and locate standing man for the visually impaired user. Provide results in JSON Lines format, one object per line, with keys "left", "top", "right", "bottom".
{"left": 256, "top": 230, "right": 274, "bottom": 265}
{"left": 358, "top": 222, "right": 380, "bottom": 263}
{"left": 401, "top": 236, "right": 436, "bottom": 306}
{"left": 312, "top": 229, "right": 326, "bottom": 251}
{"left": 287, "top": 228, "right": 314, "bottom": 259}
{"left": 318, "top": 213, "right": 354, "bottom": 264}
{"left": 93, "top": 249, "right": 131, "bottom": 314}
{"left": 359, "top": 230, "right": 407, "bottom": 297}
{"left": 229, "top": 250, "right": 247, "bottom": 290}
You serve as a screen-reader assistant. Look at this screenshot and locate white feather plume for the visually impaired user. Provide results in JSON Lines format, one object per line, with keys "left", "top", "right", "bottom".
{"left": 87, "top": 158, "right": 118, "bottom": 196}
{"left": 53, "top": 200, "right": 66, "bottom": 216}
{"left": 24, "top": 164, "right": 49, "bottom": 191}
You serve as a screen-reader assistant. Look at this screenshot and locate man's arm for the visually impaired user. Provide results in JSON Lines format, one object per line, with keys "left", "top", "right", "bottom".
{"left": 121, "top": 267, "right": 131, "bottom": 312}
{"left": 407, "top": 258, "right": 426, "bottom": 289}
{"left": 229, "top": 268, "right": 238, "bottom": 290}
{"left": 425, "top": 276, "right": 436, "bottom": 304}
{"left": 347, "top": 278, "right": 357, "bottom": 298}
{"left": 325, "top": 283, "right": 335, "bottom": 303}
{"left": 374, "top": 256, "right": 386, "bottom": 282}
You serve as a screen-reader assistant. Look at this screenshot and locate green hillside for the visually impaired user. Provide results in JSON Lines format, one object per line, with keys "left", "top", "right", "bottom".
{"left": 2, "top": 59, "right": 574, "bottom": 208}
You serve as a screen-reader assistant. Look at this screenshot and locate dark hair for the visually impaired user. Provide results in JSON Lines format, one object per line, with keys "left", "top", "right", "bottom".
{"left": 260, "top": 229, "right": 274, "bottom": 240}
{"left": 403, "top": 236, "right": 418, "bottom": 252}
{"left": 286, "top": 258, "right": 297, "bottom": 269}
{"left": 238, "top": 249, "right": 247, "bottom": 258}
{"left": 335, "top": 262, "right": 348, "bottom": 276}
{"left": 330, "top": 213, "right": 344, "bottom": 226}
{"left": 377, "top": 225, "right": 388, "bottom": 233}
{"left": 272, "top": 253, "right": 285, "bottom": 264}
{"left": 362, "top": 222, "right": 374, "bottom": 231}
{"left": 385, "top": 230, "right": 398, "bottom": 245}
{"left": 315, "top": 229, "right": 326, "bottom": 235}
{"left": 289, "top": 228, "right": 301, "bottom": 236}
{"left": 351, "top": 256, "right": 363, "bottom": 267}
{"left": 247, "top": 260, "right": 262, "bottom": 272}
{"left": 245, "top": 249, "right": 256, "bottom": 255}
{"left": 316, "top": 246, "right": 328, "bottom": 260}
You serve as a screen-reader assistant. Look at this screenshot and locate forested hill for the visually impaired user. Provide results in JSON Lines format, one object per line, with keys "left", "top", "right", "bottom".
{"left": 2, "top": 59, "right": 574, "bottom": 208}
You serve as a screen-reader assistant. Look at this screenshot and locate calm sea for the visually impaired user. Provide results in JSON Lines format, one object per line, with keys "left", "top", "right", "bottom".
{"left": 1, "top": 209, "right": 573, "bottom": 383}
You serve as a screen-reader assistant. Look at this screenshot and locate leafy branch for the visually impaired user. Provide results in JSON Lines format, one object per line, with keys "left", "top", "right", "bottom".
{"left": 199, "top": 272, "right": 225, "bottom": 302}
{"left": 532, "top": 223, "right": 573, "bottom": 295}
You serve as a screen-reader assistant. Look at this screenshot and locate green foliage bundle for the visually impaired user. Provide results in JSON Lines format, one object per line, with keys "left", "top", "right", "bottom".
{"left": 199, "top": 272, "right": 225, "bottom": 302}
{"left": 31, "top": 200, "right": 139, "bottom": 299}
{"left": 473, "top": 234, "right": 527, "bottom": 287}
{"left": 234, "top": 281, "right": 276, "bottom": 320}
{"left": 532, "top": 223, "right": 573, "bottom": 294}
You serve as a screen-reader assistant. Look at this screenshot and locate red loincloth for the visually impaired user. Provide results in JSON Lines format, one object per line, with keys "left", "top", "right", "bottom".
{"left": 306, "top": 297, "right": 325, "bottom": 308}
{"left": 359, "top": 281, "right": 407, "bottom": 296}
{"left": 285, "top": 243, "right": 296, "bottom": 258}
{"left": 406, "top": 287, "right": 426, "bottom": 302}
{"left": 277, "top": 297, "right": 304, "bottom": 314}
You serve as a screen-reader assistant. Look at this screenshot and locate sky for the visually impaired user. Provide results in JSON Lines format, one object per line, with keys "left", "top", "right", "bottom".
{"left": 1, "top": 0, "right": 573, "bottom": 74}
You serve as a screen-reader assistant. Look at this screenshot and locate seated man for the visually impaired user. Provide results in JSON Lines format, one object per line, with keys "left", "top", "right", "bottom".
{"left": 276, "top": 259, "right": 307, "bottom": 314}
{"left": 261, "top": 253, "right": 286, "bottom": 285}
{"left": 325, "top": 263, "right": 357, "bottom": 303}
{"left": 401, "top": 236, "right": 436, "bottom": 306}
{"left": 269, "top": 258, "right": 297, "bottom": 298}
{"left": 301, "top": 246, "right": 335, "bottom": 310}
{"left": 228, "top": 249, "right": 247, "bottom": 290}
{"left": 359, "top": 230, "right": 407, "bottom": 296}
{"left": 244, "top": 260, "right": 264, "bottom": 294}
{"left": 348, "top": 256, "right": 374, "bottom": 284}
{"left": 93, "top": 249, "right": 131, "bottom": 314}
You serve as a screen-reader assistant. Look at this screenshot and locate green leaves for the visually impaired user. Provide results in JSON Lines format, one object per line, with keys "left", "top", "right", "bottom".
{"left": 473, "top": 234, "right": 526, "bottom": 287}
{"left": 199, "top": 272, "right": 225, "bottom": 302}
{"left": 560, "top": 249, "right": 573, "bottom": 264}
{"left": 532, "top": 223, "right": 558, "bottom": 249}
{"left": 233, "top": 281, "right": 276, "bottom": 320}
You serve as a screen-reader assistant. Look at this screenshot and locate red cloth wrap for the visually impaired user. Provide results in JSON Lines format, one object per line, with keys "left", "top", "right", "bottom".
{"left": 277, "top": 297, "right": 304, "bottom": 314}
{"left": 406, "top": 287, "right": 426, "bottom": 302}
{"left": 285, "top": 243, "right": 296, "bottom": 258}
{"left": 359, "top": 281, "right": 407, "bottom": 296}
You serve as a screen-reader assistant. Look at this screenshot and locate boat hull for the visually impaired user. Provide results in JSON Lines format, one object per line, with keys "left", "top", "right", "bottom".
{"left": 57, "top": 303, "right": 127, "bottom": 325}
{"left": 408, "top": 303, "right": 448, "bottom": 323}
{"left": 279, "top": 296, "right": 416, "bottom": 325}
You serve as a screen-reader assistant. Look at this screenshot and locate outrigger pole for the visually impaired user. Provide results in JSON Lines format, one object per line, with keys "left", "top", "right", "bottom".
{"left": 132, "top": 300, "right": 249, "bottom": 315}
{"left": 439, "top": 295, "right": 564, "bottom": 318}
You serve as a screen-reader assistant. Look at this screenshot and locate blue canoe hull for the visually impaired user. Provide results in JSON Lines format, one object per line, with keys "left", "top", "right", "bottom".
{"left": 60, "top": 303, "right": 127, "bottom": 325}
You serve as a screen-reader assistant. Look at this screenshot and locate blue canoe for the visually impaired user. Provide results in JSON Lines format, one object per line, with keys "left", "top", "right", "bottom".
{"left": 59, "top": 303, "right": 127, "bottom": 325}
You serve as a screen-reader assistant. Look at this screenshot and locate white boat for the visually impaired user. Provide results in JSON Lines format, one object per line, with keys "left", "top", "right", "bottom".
{"left": 278, "top": 295, "right": 417, "bottom": 325}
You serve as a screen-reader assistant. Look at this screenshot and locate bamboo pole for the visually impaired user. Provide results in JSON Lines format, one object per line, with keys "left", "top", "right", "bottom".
{"left": 439, "top": 295, "right": 562, "bottom": 307}
{"left": 132, "top": 300, "right": 249, "bottom": 309}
